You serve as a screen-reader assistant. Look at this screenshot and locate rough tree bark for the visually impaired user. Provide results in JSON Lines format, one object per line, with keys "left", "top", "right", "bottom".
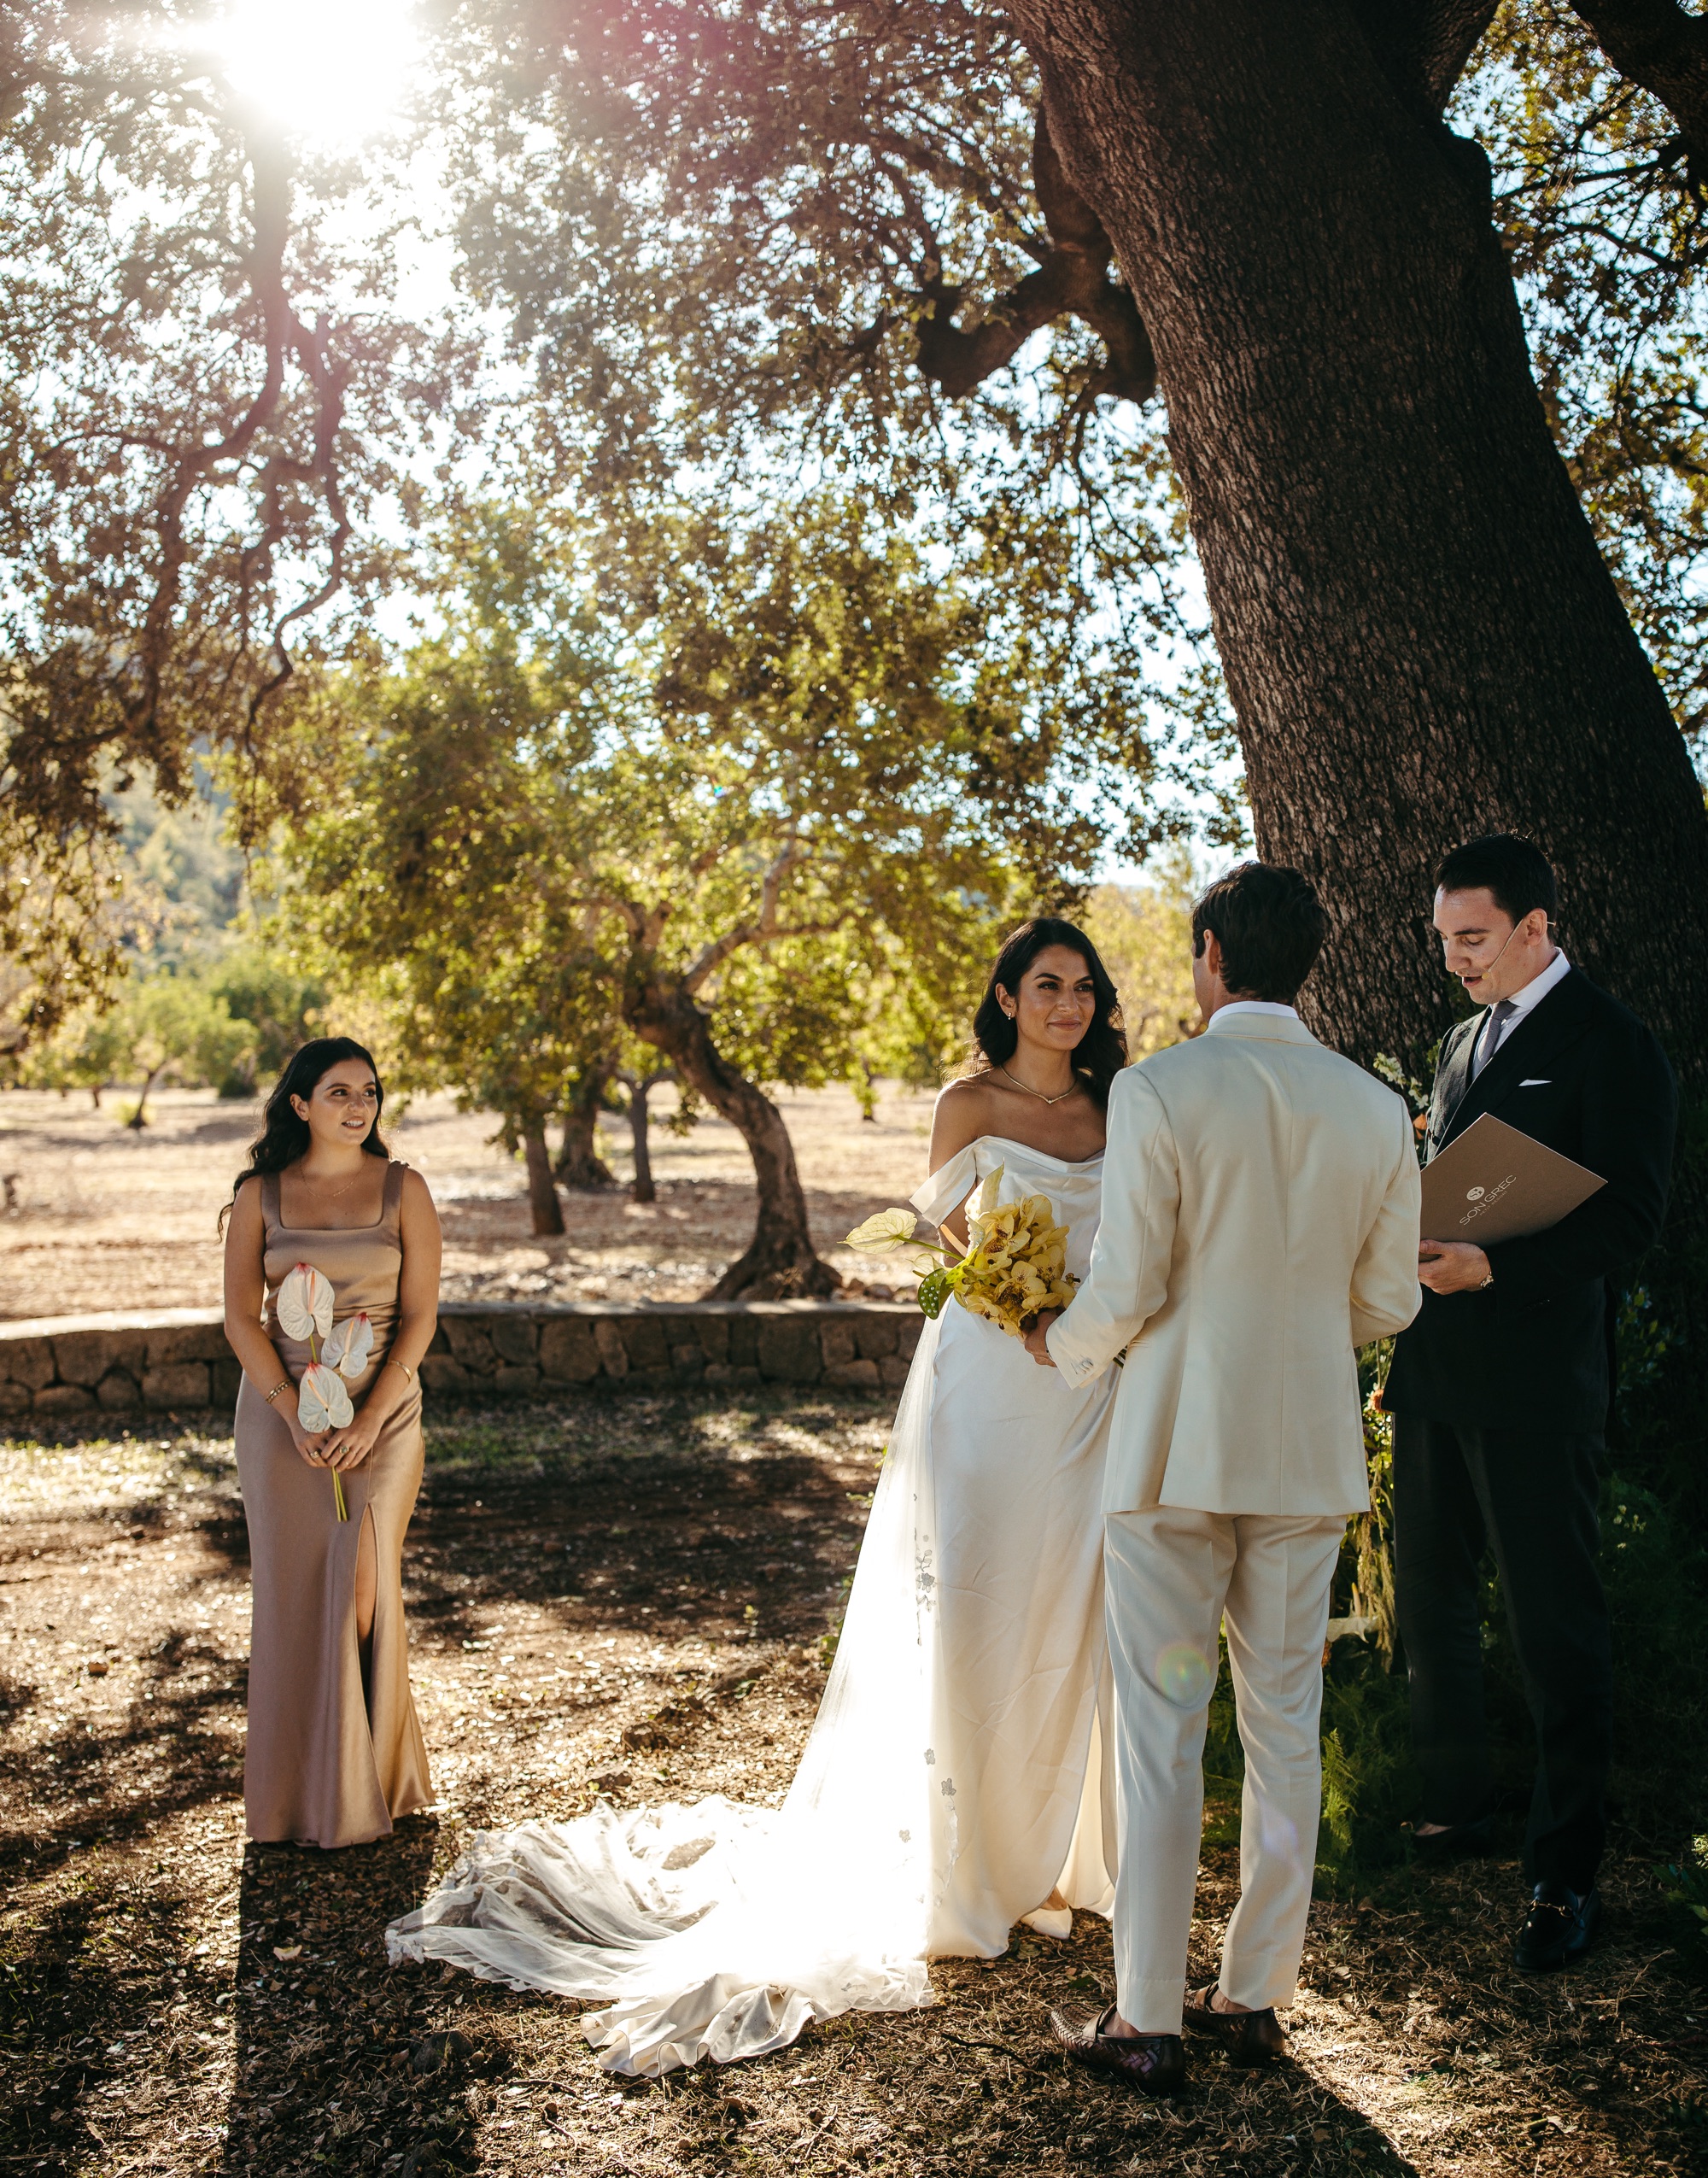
{"left": 623, "top": 979, "right": 839, "bottom": 1297}
{"left": 554, "top": 1062, "right": 617, "bottom": 1189}
{"left": 522, "top": 1117, "right": 565, "bottom": 1238}
{"left": 1007, "top": 0, "right": 1708, "bottom": 1086}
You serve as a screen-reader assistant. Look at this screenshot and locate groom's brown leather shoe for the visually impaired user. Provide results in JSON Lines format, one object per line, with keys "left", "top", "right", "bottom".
{"left": 1048, "top": 2004, "right": 1185, "bottom": 2096}
{"left": 1182, "top": 1983, "right": 1288, "bottom": 2066}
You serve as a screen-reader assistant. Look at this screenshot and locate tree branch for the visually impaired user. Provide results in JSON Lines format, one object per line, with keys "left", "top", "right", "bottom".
{"left": 1568, "top": 0, "right": 1708, "bottom": 174}
{"left": 1352, "top": 1, "right": 1503, "bottom": 113}
{"left": 130, "top": 121, "right": 297, "bottom": 752}
{"left": 908, "top": 109, "right": 1155, "bottom": 406}
{"left": 241, "top": 312, "right": 354, "bottom": 730}
{"left": 681, "top": 838, "right": 808, "bottom": 991}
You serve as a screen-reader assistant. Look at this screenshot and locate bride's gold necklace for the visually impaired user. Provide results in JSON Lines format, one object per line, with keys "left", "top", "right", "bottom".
{"left": 997, "top": 1063, "right": 1079, "bottom": 1108}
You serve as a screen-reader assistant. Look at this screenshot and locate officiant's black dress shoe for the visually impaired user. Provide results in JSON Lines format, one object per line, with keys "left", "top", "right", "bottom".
{"left": 1515, "top": 1882, "right": 1600, "bottom": 1971}
{"left": 1048, "top": 2005, "right": 1185, "bottom": 2096}
{"left": 1182, "top": 1983, "right": 1289, "bottom": 2066}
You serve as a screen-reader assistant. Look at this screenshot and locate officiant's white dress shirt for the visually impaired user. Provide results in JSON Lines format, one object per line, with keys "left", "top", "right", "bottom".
{"left": 1473, "top": 947, "right": 1571, "bottom": 1071}
{"left": 1045, "top": 1007, "right": 1422, "bottom": 1516}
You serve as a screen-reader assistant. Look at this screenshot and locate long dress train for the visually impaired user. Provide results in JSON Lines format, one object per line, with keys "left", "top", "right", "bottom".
{"left": 385, "top": 1137, "right": 1117, "bottom": 2073}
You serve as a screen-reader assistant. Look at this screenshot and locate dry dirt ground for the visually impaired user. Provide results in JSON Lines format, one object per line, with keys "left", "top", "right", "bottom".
{"left": 0, "top": 1084, "right": 935, "bottom": 1322}
{"left": 2, "top": 1394, "right": 1705, "bottom": 2178}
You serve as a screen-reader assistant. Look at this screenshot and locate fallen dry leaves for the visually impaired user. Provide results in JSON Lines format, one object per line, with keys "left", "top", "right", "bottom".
{"left": 1, "top": 1393, "right": 1703, "bottom": 2175}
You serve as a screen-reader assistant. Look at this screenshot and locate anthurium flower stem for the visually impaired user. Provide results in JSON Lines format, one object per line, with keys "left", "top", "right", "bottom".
{"left": 307, "top": 1327, "right": 349, "bottom": 1524}
{"left": 278, "top": 1264, "right": 356, "bottom": 1520}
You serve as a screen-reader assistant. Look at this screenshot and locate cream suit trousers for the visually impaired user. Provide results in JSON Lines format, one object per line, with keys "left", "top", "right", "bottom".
{"left": 1104, "top": 1507, "right": 1348, "bottom": 2033}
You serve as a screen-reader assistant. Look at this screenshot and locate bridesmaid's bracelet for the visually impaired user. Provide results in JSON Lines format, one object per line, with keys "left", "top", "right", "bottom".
{"left": 264, "top": 1380, "right": 291, "bottom": 1404}
{"left": 384, "top": 1357, "right": 413, "bottom": 1382}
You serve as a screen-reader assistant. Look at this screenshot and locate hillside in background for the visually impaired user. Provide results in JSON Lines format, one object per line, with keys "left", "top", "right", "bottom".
{"left": 1084, "top": 851, "right": 1201, "bottom": 1060}
{"left": 110, "top": 773, "right": 247, "bottom": 965}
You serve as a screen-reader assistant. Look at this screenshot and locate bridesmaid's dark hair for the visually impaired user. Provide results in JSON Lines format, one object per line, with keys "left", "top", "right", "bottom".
{"left": 218, "top": 1037, "right": 389, "bottom": 1234}
{"left": 970, "top": 917, "right": 1127, "bottom": 1109}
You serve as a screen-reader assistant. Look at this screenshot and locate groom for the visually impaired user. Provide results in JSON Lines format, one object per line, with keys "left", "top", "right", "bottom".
{"left": 1026, "top": 862, "right": 1422, "bottom": 2094}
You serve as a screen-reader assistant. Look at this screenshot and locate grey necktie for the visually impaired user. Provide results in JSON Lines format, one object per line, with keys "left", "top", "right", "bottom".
{"left": 1471, "top": 998, "right": 1518, "bottom": 1080}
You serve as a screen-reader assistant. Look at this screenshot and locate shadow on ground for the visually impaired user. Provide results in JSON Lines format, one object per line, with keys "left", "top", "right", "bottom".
{"left": 0, "top": 1394, "right": 1704, "bottom": 2175}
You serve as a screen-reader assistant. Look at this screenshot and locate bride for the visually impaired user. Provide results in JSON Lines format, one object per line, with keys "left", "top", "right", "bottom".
{"left": 386, "top": 917, "right": 1129, "bottom": 2075}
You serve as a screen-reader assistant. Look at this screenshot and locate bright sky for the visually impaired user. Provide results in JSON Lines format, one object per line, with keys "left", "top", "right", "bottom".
{"left": 212, "top": 0, "right": 422, "bottom": 146}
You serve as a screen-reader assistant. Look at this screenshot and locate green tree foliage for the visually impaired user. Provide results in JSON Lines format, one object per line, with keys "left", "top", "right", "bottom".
{"left": 12, "top": 1, "right": 1708, "bottom": 1050}
{"left": 204, "top": 946, "right": 328, "bottom": 1093}
{"left": 842, "top": 934, "right": 989, "bottom": 1114}
{"left": 278, "top": 497, "right": 1093, "bottom": 1291}
{"left": 26, "top": 968, "right": 249, "bottom": 1125}
{"left": 1464, "top": 5, "right": 1708, "bottom": 749}
{"left": 17, "top": 937, "right": 323, "bottom": 1109}
{"left": 0, "top": 2, "right": 465, "bottom": 1033}
{"left": 1081, "top": 852, "right": 1202, "bottom": 1063}
{"left": 423, "top": 0, "right": 1708, "bottom": 764}
{"left": 111, "top": 780, "right": 246, "bottom": 962}
{"left": 424, "top": 0, "right": 1232, "bottom": 826}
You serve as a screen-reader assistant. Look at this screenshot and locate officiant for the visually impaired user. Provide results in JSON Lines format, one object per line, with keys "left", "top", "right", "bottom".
{"left": 1383, "top": 834, "right": 1676, "bottom": 1971}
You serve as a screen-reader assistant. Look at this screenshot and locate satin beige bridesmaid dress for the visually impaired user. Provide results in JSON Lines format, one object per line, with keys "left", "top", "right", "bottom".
{"left": 235, "top": 1161, "right": 432, "bottom": 1847}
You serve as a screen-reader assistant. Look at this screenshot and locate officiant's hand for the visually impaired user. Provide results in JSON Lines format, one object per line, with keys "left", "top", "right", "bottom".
{"left": 1418, "top": 1239, "right": 1493, "bottom": 1294}
{"left": 1024, "top": 1310, "right": 1062, "bottom": 1366}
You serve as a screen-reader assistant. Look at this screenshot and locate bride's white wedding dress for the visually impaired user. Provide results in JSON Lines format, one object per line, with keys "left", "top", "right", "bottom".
{"left": 385, "top": 1137, "right": 1120, "bottom": 2076}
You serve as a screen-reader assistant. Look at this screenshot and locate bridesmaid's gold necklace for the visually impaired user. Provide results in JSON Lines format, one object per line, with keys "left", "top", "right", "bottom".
{"left": 997, "top": 1063, "right": 1079, "bottom": 1107}
{"left": 299, "top": 1162, "right": 369, "bottom": 1203}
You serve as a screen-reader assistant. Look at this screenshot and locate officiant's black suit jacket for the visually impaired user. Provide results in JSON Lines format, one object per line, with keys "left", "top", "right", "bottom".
{"left": 1383, "top": 967, "right": 1677, "bottom": 1432}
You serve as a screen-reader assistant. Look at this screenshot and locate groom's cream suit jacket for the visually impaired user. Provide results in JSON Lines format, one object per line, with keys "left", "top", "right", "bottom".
{"left": 1046, "top": 1007, "right": 1422, "bottom": 1517}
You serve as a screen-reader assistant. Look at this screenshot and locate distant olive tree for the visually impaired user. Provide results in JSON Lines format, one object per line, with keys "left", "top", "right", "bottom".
{"left": 281, "top": 499, "right": 1091, "bottom": 1294}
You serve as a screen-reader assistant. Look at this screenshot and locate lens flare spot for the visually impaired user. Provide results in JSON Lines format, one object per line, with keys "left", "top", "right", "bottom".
{"left": 1155, "top": 1641, "right": 1214, "bottom": 1707}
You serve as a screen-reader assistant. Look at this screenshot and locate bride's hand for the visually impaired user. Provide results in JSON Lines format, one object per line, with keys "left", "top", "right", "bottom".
{"left": 1024, "top": 1309, "right": 1062, "bottom": 1366}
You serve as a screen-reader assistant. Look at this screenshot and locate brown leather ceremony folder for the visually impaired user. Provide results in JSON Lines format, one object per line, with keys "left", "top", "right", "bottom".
{"left": 1419, "top": 1113, "right": 1606, "bottom": 1248}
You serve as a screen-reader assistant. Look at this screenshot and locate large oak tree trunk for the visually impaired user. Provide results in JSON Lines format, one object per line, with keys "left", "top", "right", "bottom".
{"left": 1015, "top": 0, "right": 1708, "bottom": 1088}
{"left": 624, "top": 979, "right": 839, "bottom": 1297}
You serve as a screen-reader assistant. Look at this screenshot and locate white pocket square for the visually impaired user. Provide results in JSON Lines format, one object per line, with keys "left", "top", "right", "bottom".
{"left": 1519, "top": 1078, "right": 1551, "bottom": 1086}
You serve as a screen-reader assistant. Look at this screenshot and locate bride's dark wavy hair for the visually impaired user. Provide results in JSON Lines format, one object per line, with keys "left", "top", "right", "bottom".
{"left": 218, "top": 1037, "right": 389, "bottom": 1234}
{"left": 969, "top": 917, "right": 1127, "bottom": 1110}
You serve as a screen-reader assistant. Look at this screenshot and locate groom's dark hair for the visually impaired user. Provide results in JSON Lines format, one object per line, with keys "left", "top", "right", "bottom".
{"left": 1192, "top": 861, "right": 1325, "bottom": 1003}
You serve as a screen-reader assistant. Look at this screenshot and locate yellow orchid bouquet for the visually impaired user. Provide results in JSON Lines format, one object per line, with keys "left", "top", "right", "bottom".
{"left": 276, "top": 1263, "right": 374, "bottom": 1521}
{"left": 845, "top": 1164, "right": 1079, "bottom": 1338}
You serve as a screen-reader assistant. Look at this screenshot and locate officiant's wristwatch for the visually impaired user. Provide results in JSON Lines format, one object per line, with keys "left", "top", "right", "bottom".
{"left": 1475, "top": 1270, "right": 1494, "bottom": 1290}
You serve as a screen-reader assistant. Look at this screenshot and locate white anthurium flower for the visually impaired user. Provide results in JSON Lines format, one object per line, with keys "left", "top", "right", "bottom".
{"left": 844, "top": 1208, "right": 919, "bottom": 1253}
{"left": 277, "top": 1262, "right": 334, "bottom": 1343}
{"left": 974, "top": 1164, "right": 1006, "bottom": 1219}
{"left": 324, "top": 1312, "right": 374, "bottom": 1381}
{"left": 297, "top": 1362, "right": 354, "bottom": 1433}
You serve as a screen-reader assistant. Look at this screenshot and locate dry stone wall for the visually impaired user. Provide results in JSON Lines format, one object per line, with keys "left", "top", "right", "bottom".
{"left": 0, "top": 1301, "right": 925, "bottom": 1420}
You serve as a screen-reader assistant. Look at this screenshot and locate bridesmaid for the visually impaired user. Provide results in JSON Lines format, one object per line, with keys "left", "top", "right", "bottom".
{"left": 221, "top": 1036, "right": 442, "bottom": 1849}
